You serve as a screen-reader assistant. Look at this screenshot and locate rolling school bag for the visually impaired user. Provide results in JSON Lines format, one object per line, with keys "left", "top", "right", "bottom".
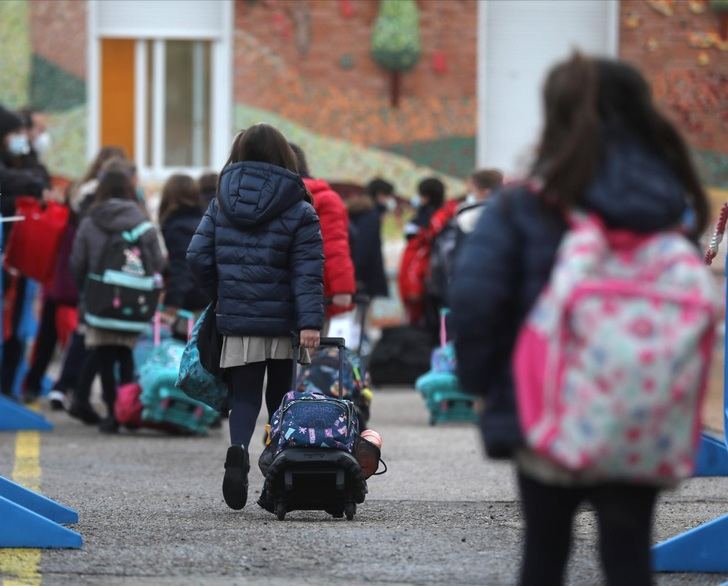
{"left": 83, "top": 221, "right": 162, "bottom": 333}
{"left": 135, "top": 312, "right": 219, "bottom": 434}
{"left": 514, "top": 213, "right": 720, "bottom": 482}
{"left": 258, "top": 337, "right": 367, "bottom": 521}
{"left": 415, "top": 310, "right": 477, "bottom": 426}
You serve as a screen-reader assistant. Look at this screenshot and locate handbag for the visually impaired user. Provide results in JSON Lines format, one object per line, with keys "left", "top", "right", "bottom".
{"left": 197, "top": 304, "right": 222, "bottom": 377}
{"left": 5, "top": 197, "right": 69, "bottom": 283}
{"left": 175, "top": 305, "right": 227, "bottom": 410}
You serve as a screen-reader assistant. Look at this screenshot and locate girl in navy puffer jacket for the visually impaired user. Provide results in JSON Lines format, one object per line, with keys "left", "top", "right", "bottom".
{"left": 451, "top": 55, "right": 710, "bottom": 586}
{"left": 187, "top": 124, "right": 324, "bottom": 511}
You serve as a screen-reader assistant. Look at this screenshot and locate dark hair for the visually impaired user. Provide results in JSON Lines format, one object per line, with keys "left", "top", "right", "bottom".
{"left": 198, "top": 172, "right": 218, "bottom": 195}
{"left": 533, "top": 53, "right": 709, "bottom": 235}
{"left": 223, "top": 124, "right": 298, "bottom": 175}
{"left": 159, "top": 174, "right": 201, "bottom": 224}
{"left": 16, "top": 107, "right": 35, "bottom": 129}
{"left": 82, "top": 146, "right": 128, "bottom": 184}
{"left": 365, "top": 178, "right": 394, "bottom": 199}
{"left": 93, "top": 166, "right": 135, "bottom": 206}
{"left": 289, "top": 143, "right": 310, "bottom": 177}
{"left": 417, "top": 177, "right": 445, "bottom": 209}
{"left": 471, "top": 169, "right": 504, "bottom": 191}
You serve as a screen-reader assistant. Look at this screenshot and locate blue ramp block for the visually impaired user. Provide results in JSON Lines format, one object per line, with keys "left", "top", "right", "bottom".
{"left": 694, "top": 432, "right": 728, "bottom": 477}
{"left": 0, "top": 395, "right": 53, "bottom": 431}
{"left": 653, "top": 513, "right": 728, "bottom": 572}
{"left": 0, "top": 476, "right": 78, "bottom": 524}
{"left": 0, "top": 496, "right": 82, "bottom": 548}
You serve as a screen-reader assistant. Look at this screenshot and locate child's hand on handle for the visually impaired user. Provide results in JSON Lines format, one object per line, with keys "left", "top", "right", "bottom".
{"left": 331, "top": 294, "right": 353, "bottom": 307}
{"left": 300, "top": 329, "right": 320, "bottom": 349}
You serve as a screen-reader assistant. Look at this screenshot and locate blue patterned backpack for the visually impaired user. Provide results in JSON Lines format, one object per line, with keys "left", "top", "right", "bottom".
{"left": 269, "top": 390, "right": 359, "bottom": 455}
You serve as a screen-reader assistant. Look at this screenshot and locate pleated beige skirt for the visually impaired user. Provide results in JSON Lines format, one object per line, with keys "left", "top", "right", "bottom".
{"left": 219, "top": 336, "right": 310, "bottom": 369}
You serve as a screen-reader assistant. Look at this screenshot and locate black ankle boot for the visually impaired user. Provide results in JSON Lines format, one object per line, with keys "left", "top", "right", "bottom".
{"left": 223, "top": 445, "right": 249, "bottom": 510}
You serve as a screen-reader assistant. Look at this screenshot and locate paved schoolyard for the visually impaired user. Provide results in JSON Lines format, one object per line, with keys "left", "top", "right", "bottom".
{"left": 1, "top": 388, "right": 727, "bottom": 585}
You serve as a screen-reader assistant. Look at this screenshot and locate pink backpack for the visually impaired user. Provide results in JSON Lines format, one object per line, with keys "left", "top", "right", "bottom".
{"left": 514, "top": 214, "right": 719, "bottom": 482}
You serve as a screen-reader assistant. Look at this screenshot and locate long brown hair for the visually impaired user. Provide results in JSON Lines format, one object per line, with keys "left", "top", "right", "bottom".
{"left": 81, "top": 146, "right": 128, "bottom": 184}
{"left": 159, "top": 174, "right": 201, "bottom": 224}
{"left": 533, "top": 53, "right": 709, "bottom": 236}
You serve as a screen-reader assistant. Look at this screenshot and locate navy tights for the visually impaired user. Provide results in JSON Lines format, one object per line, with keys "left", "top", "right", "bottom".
{"left": 226, "top": 359, "right": 293, "bottom": 448}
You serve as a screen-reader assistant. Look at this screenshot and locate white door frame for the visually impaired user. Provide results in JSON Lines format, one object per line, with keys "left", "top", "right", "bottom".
{"left": 86, "top": 0, "right": 233, "bottom": 179}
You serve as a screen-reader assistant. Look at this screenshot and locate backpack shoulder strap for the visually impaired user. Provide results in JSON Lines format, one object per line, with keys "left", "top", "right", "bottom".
{"left": 122, "top": 221, "right": 154, "bottom": 243}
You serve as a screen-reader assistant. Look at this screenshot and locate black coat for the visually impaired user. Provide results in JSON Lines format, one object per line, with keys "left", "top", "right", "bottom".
{"left": 0, "top": 152, "right": 49, "bottom": 218}
{"left": 450, "top": 138, "right": 689, "bottom": 459}
{"left": 187, "top": 161, "right": 324, "bottom": 337}
{"left": 348, "top": 196, "right": 389, "bottom": 298}
{"left": 161, "top": 207, "right": 209, "bottom": 311}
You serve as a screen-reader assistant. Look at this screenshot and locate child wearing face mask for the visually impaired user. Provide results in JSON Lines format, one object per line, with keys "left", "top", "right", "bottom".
{"left": 0, "top": 105, "right": 51, "bottom": 397}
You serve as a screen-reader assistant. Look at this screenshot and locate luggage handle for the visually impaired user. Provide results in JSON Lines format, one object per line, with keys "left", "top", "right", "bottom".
{"left": 439, "top": 308, "right": 450, "bottom": 348}
{"left": 153, "top": 306, "right": 196, "bottom": 346}
{"left": 290, "top": 334, "right": 346, "bottom": 394}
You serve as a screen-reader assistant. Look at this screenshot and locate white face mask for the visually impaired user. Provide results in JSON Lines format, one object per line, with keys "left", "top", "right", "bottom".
{"left": 410, "top": 194, "right": 421, "bottom": 209}
{"left": 33, "top": 131, "right": 51, "bottom": 155}
{"left": 386, "top": 197, "right": 397, "bottom": 212}
{"left": 7, "top": 133, "right": 30, "bottom": 156}
{"left": 465, "top": 193, "right": 477, "bottom": 205}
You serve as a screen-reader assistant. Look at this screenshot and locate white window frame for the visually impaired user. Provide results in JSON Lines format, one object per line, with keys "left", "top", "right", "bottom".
{"left": 86, "top": 0, "right": 234, "bottom": 181}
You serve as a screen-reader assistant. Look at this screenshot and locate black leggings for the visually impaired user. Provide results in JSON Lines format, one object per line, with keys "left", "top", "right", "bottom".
{"left": 518, "top": 472, "right": 658, "bottom": 586}
{"left": 75, "top": 346, "right": 134, "bottom": 415}
{"left": 226, "top": 359, "right": 293, "bottom": 448}
{"left": 24, "top": 299, "right": 59, "bottom": 392}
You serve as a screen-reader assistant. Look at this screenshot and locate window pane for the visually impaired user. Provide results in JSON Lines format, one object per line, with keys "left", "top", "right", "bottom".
{"left": 164, "top": 40, "right": 210, "bottom": 167}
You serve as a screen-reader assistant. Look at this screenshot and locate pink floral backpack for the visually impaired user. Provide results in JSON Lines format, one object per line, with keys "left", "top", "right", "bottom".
{"left": 514, "top": 213, "right": 720, "bottom": 482}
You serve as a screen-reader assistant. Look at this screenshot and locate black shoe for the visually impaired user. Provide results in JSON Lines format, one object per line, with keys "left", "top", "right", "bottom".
{"left": 99, "top": 416, "right": 119, "bottom": 434}
{"left": 222, "top": 445, "right": 249, "bottom": 510}
{"left": 68, "top": 402, "right": 102, "bottom": 425}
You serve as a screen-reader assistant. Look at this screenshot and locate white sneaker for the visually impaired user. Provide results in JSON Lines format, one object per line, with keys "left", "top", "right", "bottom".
{"left": 48, "top": 390, "right": 67, "bottom": 411}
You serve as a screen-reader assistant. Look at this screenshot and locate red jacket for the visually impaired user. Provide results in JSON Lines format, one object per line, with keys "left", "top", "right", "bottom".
{"left": 304, "top": 178, "right": 356, "bottom": 316}
{"left": 398, "top": 199, "right": 459, "bottom": 324}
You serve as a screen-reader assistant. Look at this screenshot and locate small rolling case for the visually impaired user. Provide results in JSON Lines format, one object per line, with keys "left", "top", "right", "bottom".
{"left": 258, "top": 337, "right": 368, "bottom": 521}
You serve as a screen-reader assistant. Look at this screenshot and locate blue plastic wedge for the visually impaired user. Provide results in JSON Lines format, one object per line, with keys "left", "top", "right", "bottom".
{"left": 0, "top": 495, "right": 82, "bottom": 548}
{"left": 694, "top": 432, "right": 728, "bottom": 476}
{"left": 0, "top": 395, "right": 53, "bottom": 431}
{"left": 0, "top": 476, "right": 78, "bottom": 524}
{"left": 653, "top": 513, "right": 728, "bottom": 572}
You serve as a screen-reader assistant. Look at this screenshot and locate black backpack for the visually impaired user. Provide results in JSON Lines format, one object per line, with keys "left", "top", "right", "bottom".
{"left": 83, "top": 221, "right": 161, "bottom": 332}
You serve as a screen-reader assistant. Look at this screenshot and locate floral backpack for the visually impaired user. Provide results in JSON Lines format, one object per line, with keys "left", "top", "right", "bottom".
{"left": 513, "top": 213, "right": 719, "bottom": 482}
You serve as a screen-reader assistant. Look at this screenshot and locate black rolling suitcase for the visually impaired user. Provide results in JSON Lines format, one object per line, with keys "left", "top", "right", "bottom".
{"left": 258, "top": 337, "right": 368, "bottom": 521}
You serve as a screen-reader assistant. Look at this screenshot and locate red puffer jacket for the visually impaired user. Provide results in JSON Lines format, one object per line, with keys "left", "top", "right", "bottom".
{"left": 398, "top": 199, "right": 460, "bottom": 324}
{"left": 304, "top": 178, "right": 356, "bottom": 316}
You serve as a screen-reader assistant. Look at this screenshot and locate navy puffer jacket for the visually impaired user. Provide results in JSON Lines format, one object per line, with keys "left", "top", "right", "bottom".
{"left": 450, "top": 137, "right": 689, "bottom": 459}
{"left": 186, "top": 161, "right": 324, "bottom": 336}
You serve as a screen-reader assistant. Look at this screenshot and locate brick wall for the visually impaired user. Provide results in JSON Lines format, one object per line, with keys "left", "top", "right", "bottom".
{"left": 29, "top": 0, "right": 86, "bottom": 80}
{"left": 233, "top": 0, "right": 477, "bottom": 147}
{"left": 619, "top": 0, "right": 728, "bottom": 156}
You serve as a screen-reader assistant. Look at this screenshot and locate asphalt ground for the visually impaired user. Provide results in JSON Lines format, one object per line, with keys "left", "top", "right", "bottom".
{"left": 1, "top": 388, "right": 728, "bottom": 585}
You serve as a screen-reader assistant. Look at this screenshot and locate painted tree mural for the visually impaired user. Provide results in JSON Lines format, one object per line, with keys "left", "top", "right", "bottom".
{"left": 371, "top": 0, "right": 422, "bottom": 107}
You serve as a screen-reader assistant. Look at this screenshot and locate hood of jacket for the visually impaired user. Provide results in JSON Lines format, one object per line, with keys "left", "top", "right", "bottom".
{"left": 582, "top": 137, "right": 687, "bottom": 233}
{"left": 89, "top": 198, "right": 148, "bottom": 232}
{"left": 217, "top": 161, "right": 308, "bottom": 228}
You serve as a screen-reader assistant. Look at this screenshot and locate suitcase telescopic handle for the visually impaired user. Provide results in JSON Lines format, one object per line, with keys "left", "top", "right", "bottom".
{"left": 290, "top": 335, "right": 346, "bottom": 395}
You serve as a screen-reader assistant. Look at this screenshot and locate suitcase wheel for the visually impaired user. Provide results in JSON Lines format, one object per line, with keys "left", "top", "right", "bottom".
{"left": 345, "top": 503, "right": 356, "bottom": 521}
{"left": 275, "top": 502, "right": 286, "bottom": 521}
